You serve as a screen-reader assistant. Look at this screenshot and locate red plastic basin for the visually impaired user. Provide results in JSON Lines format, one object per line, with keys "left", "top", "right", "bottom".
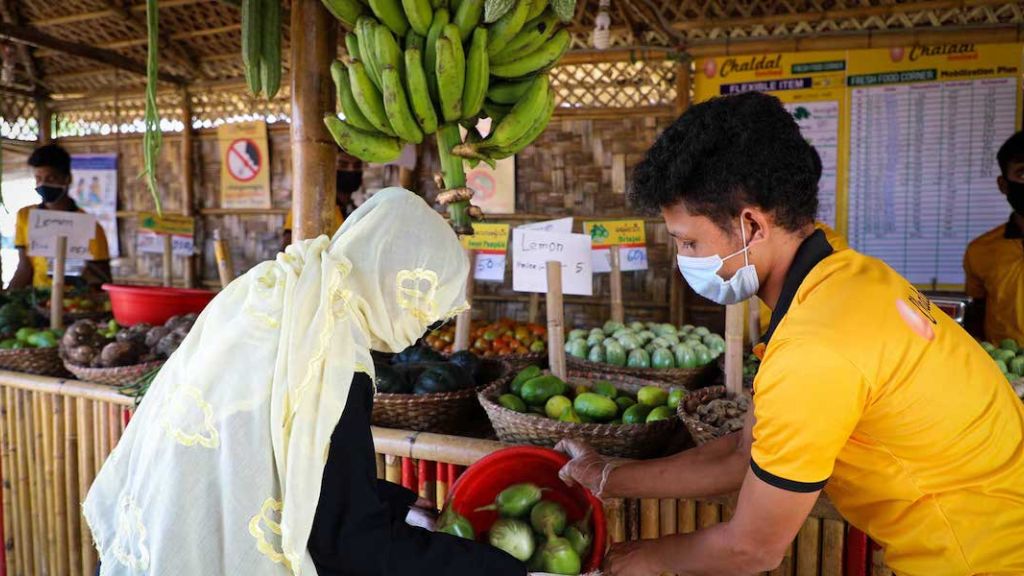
{"left": 447, "top": 446, "right": 606, "bottom": 571}
{"left": 102, "top": 284, "right": 215, "bottom": 327}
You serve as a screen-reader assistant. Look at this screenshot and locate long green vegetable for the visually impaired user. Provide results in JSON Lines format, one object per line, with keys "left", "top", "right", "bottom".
{"left": 142, "top": 0, "right": 163, "bottom": 216}
{"left": 118, "top": 365, "right": 161, "bottom": 406}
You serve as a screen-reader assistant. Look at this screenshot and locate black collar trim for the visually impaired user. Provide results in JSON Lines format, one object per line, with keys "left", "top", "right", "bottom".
{"left": 1004, "top": 214, "right": 1023, "bottom": 239}
{"left": 758, "top": 229, "right": 834, "bottom": 347}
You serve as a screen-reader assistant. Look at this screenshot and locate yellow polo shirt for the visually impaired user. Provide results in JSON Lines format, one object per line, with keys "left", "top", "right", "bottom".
{"left": 757, "top": 222, "right": 848, "bottom": 335}
{"left": 283, "top": 205, "right": 345, "bottom": 236}
{"left": 751, "top": 230, "right": 1024, "bottom": 575}
{"left": 963, "top": 216, "right": 1024, "bottom": 344}
{"left": 14, "top": 206, "right": 110, "bottom": 288}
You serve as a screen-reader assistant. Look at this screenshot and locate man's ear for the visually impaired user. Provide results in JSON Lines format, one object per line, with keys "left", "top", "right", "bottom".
{"left": 998, "top": 175, "right": 1009, "bottom": 196}
{"left": 743, "top": 209, "right": 771, "bottom": 246}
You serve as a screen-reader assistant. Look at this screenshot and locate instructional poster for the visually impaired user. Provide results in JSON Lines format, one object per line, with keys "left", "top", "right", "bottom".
{"left": 218, "top": 121, "right": 272, "bottom": 209}
{"left": 70, "top": 154, "right": 119, "bottom": 257}
{"left": 694, "top": 51, "right": 848, "bottom": 230}
{"left": 845, "top": 43, "right": 1023, "bottom": 286}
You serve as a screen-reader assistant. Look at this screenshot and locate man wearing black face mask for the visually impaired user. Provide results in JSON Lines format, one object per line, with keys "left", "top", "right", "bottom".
{"left": 964, "top": 131, "right": 1024, "bottom": 345}
{"left": 10, "top": 144, "right": 112, "bottom": 291}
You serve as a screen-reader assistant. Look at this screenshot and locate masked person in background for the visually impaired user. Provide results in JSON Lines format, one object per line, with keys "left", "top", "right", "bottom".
{"left": 84, "top": 189, "right": 542, "bottom": 576}
{"left": 11, "top": 144, "right": 111, "bottom": 291}
{"left": 964, "top": 130, "right": 1024, "bottom": 345}
{"left": 558, "top": 92, "right": 1024, "bottom": 576}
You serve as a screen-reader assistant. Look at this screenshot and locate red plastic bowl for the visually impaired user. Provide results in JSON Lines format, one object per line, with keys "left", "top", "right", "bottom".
{"left": 447, "top": 446, "right": 606, "bottom": 571}
{"left": 102, "top": 284, "right": 216, "bottom": 327}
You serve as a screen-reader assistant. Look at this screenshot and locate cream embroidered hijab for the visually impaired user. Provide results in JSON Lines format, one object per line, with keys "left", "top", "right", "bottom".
{"left": 83, "top": 188, "right": 469, "bottom": 575}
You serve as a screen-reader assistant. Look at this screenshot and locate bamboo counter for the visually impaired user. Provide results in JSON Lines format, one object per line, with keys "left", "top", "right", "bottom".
{"left": 0, "top": 371, "right": 883, "bottom": 576}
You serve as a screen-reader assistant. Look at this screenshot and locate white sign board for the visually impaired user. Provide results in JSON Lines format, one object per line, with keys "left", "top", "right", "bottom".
{"left": 512, "top": 229, "right": 593, "bottom": 296}
{"left": 136, "top": 232, "right": 195, "bottom": 257}
{"left": 592, "top": 246, "right": 649, "bottom": 273}
{"left": 518, "top": 217, "right": 573, "bottom": 234}
{"left": 26, "top": 209, "right": 96, "bottom": 259}
{"left": 474, "top": 253, "right": 506, "bottom": 282}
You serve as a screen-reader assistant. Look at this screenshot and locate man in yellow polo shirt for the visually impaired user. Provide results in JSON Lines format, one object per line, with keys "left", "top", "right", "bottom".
{"left": 10, "top": 144, "right": 111, "bottom": 290}
{"left": 558, "top": 92, "right": 1024, "bottom": 575}
{"left": 964, "top": 130, "right": 1024, "bottom": 345}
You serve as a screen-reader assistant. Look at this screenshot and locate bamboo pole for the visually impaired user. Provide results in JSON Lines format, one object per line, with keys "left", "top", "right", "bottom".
{"left": 31, "top": 392, "right": 48, "bottom": 576}
{"left": 77, "top": 399, "right": 96, "bottom": 576}
{"left": 821, "top": 519, "right": 845, "bottom": 576}
{"left": 64, "top": 397, "right": 81, "bottom": 576}
{"left": 213, "top": 230, "right": 235, "bottom": 288}
{"left": 795, "top": 518, "right": 821, "bottom": 576}
{"left": 375, "top": 453, "right": 385, "bottom": 480}
{"left": 453, "top": 250, "right": 475, "bottom": 352}
{"left": 625, "top": 499, "right": 640, "bottom": 541}
{"left": 546, "top": 262, "right": 566, "bottom": 380}
{"left": 640, "top": 498, "right": 659, "bottom": 539}
{"left": 94, "top": 402, "right": 107, "bottom": 479}
{"left": 289, "top": 0, "right": 338, "bottom": 242}
{"left": 527, "top": 293, "right": 540, "bottom": 324}
{"left": 418, "top": 459, "right": 436, "bottom": 505}
{"left": 12, "top": 390, "right": 33, "bottom": 576}
{"left": 51, "top": 396, "right": 69, "bottom": 576}
{"left": 180, "top": 86, "right": 196, "bottom": 288}
{"left": 39, "top": 389, "right": 57, "bottom": 569}
{"left": 51, "top": 236, "right": 67, "bottom": 331}
{"left": 605, "top": 498, "right": 626, "bottom": 544}
{"left": 37, "top": 99, "right": 52, "bottom": 145}
{"left": 435, "top": 461, "right": 448, "bottom": 507}
{"left": 162, "top": 234, "right": 174, "bottom": 287}
{"left": 385, "top": 455, "right": 401, "bottom": 485}
{"left": 609, "top": 246, "right": 625, "bottom": 324}
{"left": 659, "top": 498, "right": 677, "bottom": 537}
{"left": 724, "top": 302, "right": 745, "bottom": 397}
{"left": 678, "top": 499, "right": 696, "bottom": 534}
{"left": 0, "top": 386, "right": 16, "bottom": 576}
{"left": 697, "top": 501, "right": 720, "bottom": 528}
{"left": 872, "top": 548, "right": 892, "bottom": 576}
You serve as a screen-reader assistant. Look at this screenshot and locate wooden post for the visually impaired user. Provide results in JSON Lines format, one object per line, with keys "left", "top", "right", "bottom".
{"left": 796, "top": 518, "right": 821, "bottom": 576}
{"left": 180, "top": 87, "right": 197, "bottom": 288}
{"left": 162, "top": 234, "right": 173, "bottom": 287}
{"left": 605, "top": 498, "right": 626, "bottom": 544}
{"left": 724, "top": 302, "right": 745, "bottom": 397}
{"left": 290, "top": 0, "right": 338, "bottom": 242}
{"left": 0, "top": 387, "right": 16, "bottom": 576}
{"left": 821, "top": 519, "right": 845, "bottom": 576}
{"left": 50, "top": 237, "right": 67, "bottom": 331}
{"left": 609, "top": 246, "right": 625, "bottom": 324}
{"left": 213, "top": 230, "right": 235, "bottom": 289}
{"left": 453, "top": 250, "right": 475, "bottom": 352}
{"left": 545, "top": 262, "right": 566, "bottom": 380}
{"left": 640, "top": 498, "right": 659, "bottom": 539}
{"left": 527, "top": 293, "right": 540, "bottom": 324}
{"left": 659, "top": 498, "right": 677, "bottom": 536}
{"left": 37, "top": 99, "right": 52, "bottom": 145}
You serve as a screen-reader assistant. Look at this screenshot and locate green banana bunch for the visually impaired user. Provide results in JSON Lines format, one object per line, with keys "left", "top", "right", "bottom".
{"left": 490, "top": 9, "right": 558, "bottom": 65}
{"left": 241, "top": 0, "right": 282, "bottom": 98}
{"left": 321, "top": 0, "right": 365, "bottom": 26}
{"left": 526, "top": 0, "right": 548, "bottom": 19}
{"left": 331, "top": 60, "right": 376, "bottom": 132}
{"left": 324, "top": 115, "right": 404, "bottom": 163}
{"left": 453, "top": 0, "right": 483, "bottom": 41}
{"left": 401, "top": 0, "right": 433, "bottom": 35}
{"left": 357, "top": 18, "right": 385, "bottom": 90}
{"left": 486, "top": 77, "right": 534, "bottom": 104}
{"left": 375, "top": 25, "right": 405, "bottom": 73}
{"left": 487, "top": 0, "right": 532, "bottom": 55}
{"left": 461, "top": 27, "right": 488, "bottom": 119}
{"left": 486, "top": 74, "right": 548, "bottom": 148}
{"left": 424, "top": 8, "right": 449, "bottom": 105}
{"left": 490, "top": 27, "right": 570, "bottom": 78}
{"left": 369, "top": 0, "right": 410, "bottom": 35}
{"left": 436, "top": 23, "right": 465, "bottom": 122}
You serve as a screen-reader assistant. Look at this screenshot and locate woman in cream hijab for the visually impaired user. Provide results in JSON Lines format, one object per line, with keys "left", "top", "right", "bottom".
{"left": 84, "top": 188, "right": 527, "bottom": 575}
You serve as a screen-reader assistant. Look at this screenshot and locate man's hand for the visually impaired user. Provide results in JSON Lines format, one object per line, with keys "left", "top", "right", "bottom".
{"left": 603, "top": 540, "right": 663, "bottom": 576}
{"left": 555, "top": 439, "right": 627, "bottom": 498}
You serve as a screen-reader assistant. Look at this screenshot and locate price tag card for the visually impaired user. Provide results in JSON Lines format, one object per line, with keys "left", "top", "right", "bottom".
{"left": 518, "top": 217, "right": 573, "bottom": 234}
{"left": 139, "top": 212, "right": 195, "bottom": 237}
{"left": 462, "top": 223, "right": 510, "bottom": 283}
{"left": 27, "top": 209, "right": 96, "bottom": 259}
{"left": 136, "top": 231, "right": 195, "bottom": 256}
{"left": 512, "top": 229, "right": 593, "bottom": 296}
{"left": 583, "top": 219, "right": 649, "bottom": 273}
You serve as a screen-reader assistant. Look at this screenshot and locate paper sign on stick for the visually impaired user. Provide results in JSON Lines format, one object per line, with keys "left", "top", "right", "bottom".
{"left": 462, "top": 223, "right": 510, "bottom": 282}
{"left": 583, "top": 219, "right": 649, "bottom": 273}
{"left": 518, "top": 217, "right": 573, "bottom": 234}
{"left": 512, "top": 229, "right": 593, "bottom": 296}
{"left": 27, "top": 210, "right": 96, "bottom": 259}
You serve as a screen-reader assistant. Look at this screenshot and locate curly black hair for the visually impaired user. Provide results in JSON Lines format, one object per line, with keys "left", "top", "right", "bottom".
{"left": 27, "top": 143, "right": 72, "bottom": 177}
{"left": 997, "top": 130, "right": 1024, "bottom": 176}
{"left": 629, "top": 92, "right": 820, "bottom": 233}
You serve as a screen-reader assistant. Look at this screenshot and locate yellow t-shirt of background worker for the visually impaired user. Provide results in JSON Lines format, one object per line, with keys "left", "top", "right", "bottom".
{"left": 283, "top": 205, "right": 345, "bottom": 236}
{"left": 963, "top": 217, "right": 1024, "bottom": 344}
{"left": 751, "top": 230, "right": 1024, "bottom": 575}
{"left": 14, "top": 206, "right": 110, "bottom": 288}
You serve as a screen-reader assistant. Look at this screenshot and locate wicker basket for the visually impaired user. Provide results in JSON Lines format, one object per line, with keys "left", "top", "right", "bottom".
{"left": 478, "top": 368, "right": 685, "bottom": 459}
{"left": 492, "top": 352, "right": 547, "bottom": 372}
{"left": 371, "top": 361, "right": 512, "bottom": 434}
{"left": 64, "top": 360, "right": 164, "bottom": 387}
{"left": 566, "top": 355, "right": 719, "bottom": 390}
{"left": 0, "top": 347, "right": 69, "bottom": 377}
{"left": 676, "top": 385, "right": 752, "bottom": 446}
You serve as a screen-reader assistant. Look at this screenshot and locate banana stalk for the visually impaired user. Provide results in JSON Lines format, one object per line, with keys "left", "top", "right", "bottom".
{"left": 436, "top": 123, "right": 472, "bottom": 235}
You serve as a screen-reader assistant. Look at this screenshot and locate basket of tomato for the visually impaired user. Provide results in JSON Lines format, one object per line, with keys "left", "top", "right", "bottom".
{"left": 426, "top": 319, "right": 548, "bottom": 371}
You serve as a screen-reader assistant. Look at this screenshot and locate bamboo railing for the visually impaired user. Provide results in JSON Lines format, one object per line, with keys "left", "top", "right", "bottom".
{"left": 0, "top": 372, "right": 883, "bottom": 576}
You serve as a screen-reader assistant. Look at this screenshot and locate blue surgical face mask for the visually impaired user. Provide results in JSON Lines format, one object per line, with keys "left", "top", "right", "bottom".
{"left": 36, "top": 184, "right": 67, "bottom": 204}
{"left": 676, "top": 219, "right": 760, "bottom": 305}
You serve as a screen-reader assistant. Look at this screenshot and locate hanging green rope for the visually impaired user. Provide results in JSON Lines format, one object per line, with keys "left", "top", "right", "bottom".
{"left": 142, "top": 0, "right": 163, "bottom": 216}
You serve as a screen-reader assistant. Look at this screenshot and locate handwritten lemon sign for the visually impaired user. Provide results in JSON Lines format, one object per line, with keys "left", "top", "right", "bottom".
{"left": 583, "top": 219, "right": 648, "bottom": 273}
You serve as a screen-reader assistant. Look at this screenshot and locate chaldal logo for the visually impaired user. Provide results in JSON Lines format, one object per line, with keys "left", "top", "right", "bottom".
{"left": 909, "top": 43, "right": 977, "bottom": 61}
{"left": 896, "top": 288, "right": 938, "bottom": 342}
{"left": 719, "top": 54, "right": 782, "bottom": 77}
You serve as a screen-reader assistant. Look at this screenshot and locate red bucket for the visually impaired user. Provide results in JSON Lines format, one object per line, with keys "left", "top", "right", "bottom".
{"left": 102, "top": 284, "right": 216, "bottom": 327}
{"left": 446, "top": 446, "right": 606, "bottom": 572}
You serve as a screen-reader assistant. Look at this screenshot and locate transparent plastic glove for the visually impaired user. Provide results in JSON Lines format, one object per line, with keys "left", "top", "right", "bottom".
{"left": 554, "top": 438, "right": 627, "bottom": 499}
{"left": 405, "top": 497, "right": 439, "bottom": 531}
